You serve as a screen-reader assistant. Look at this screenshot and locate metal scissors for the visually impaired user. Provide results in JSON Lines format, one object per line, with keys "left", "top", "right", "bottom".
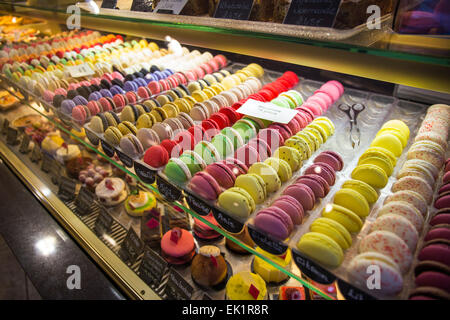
{"left": 338, "top": 103, "right": 365, "bottom": 148}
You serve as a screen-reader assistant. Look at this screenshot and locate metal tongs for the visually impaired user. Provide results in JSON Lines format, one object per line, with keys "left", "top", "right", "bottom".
{"left": 338, "top": 103, "right": 365, "bottom": 148}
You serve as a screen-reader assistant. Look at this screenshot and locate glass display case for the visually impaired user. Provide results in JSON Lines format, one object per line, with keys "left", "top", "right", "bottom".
{"left": 0, "top": 1, "right": 449, "bottom": 301}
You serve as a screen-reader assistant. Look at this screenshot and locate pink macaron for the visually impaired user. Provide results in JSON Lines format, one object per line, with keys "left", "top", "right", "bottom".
{"left": 222, "top": 158, "right": 248, "bottom": 177}
{"left": 434, "top": 192, "right": 450, "bottom": 209}
{"left": 296, "top": 174, "right": 328, "bottom": 199}
{"left": 283, "top": 183, "right": 316, "bottom": 211}
{"left": 254, "top": 207, "right": 294, "bottom": 240}
{"left": 257, "top": 128, "right": 285, "bottom": 150}
{"left": 248, "top": 138, "right": 271, "bottom": 162}
{"left": 304, "top": 162, "right": 336, "bottom": 186}
{"left": 272, "top": 195, "right": 304, "bottom": 225}
{"left": 314, "top": 151, "right": 344, "bottom": 171}
{"left": 188, "top": 171, "right": 221, "bottom": 201}
{"left": 418, "top": 243, "right": 450, "bottom": 266}
{"left": 234, "top": 145, "right": 260, "bottom": 168}
{"left": 205, "top": 162, "right": 237, "bottom": 189}
{"left": 430, "top": 214, "right": 450, "bottom": 226}
{"left": 424, "top": 227, "right": 450, "bottom": 242}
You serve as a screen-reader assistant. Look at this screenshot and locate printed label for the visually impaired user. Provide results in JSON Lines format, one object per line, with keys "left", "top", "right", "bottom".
{"left": 283, "top": 0, "right": 342, "bottom": 27}
{"left": 94, "top": 205, "right": 114, "bottom": 236}
{"left": 138, "top": 247, "right": 168, "bottom": 286}
{"left": 214, "top": 0, "right": 254, "bottom": 20}
{"left": 116, "top": 149, "right": 134, "bottom": 168}
{"left": 156, "top": 175, "right": 182, "bottom": 202}
{"left": 119, "top": 227, "right": 144, "bottom": 264}
{"left": 211, "top": 207, "right": 244, "bottom": 233}
{"left": 185, "top": 191, "right": 211, "bottom": 216}
{"left": 154, "top": 0, "right": 189, "bottom": 14}
{"left": 247, "top": 224, "right": 288, "bottom": 255}
{"left": 336, "top": 278, "right": 377, "bottom": 300}
{"left": 291, "top": 248, "right": 336, "bottom": 284}
{"left": 134, "top": 160, "right": 156, "bottom": 184}
{"left": 236, "top": 99, "right": 298, "bottom": 124}
{"left": 67, "top": 63, "right": 95, "bottom": 78}
{"left": 165, "top": 268, "right": 194, "bottom": 300}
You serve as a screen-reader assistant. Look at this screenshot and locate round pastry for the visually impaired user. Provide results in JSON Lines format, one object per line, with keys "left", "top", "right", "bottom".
{"left": 160, "top": 228, "right": 195, "bottom": 265}
{"left": 226, "top": 271, "right": 267, "bottom": 300}
{"left": 95, "top": 178, "right": 128, "bottom": 206}
{"left": 124, "top": 191, "right": 156, "bottom": 217}
{"left": 191, "top": 245, "right": 228, "bottom": 287}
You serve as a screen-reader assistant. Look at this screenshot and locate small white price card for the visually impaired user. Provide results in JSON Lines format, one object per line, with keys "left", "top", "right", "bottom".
{"left": 154, "top": 0, "right": 189, "bottom": 14}
{"left": 236, "top": 99, "right": 298, "bottom": 124}
{"left": 67, "top": 63, "right": 95, "bottom": 78}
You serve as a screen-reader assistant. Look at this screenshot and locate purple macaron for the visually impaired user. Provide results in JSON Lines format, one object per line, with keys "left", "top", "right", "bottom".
{"left": 100, "top": 89, "right": 113, "bottom": 98}
{"left": 254, "top": 207, "right": 294, "bottom": 240}
{"left": 88, "top": 91, "right": 102, "bottom": 101}
{"left": 188, "top": 171, "right": 221, "bottom": 201}
{"left": 73, "top": 95, "right": 88, "bottom": 106}
{"left": 272, "top": 195, "right": 304, "bottom": 225}
{"left": 61, "top": 99, "right": 76, "bottom": 114}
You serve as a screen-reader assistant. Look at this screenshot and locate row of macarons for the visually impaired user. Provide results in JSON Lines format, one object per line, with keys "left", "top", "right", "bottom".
{"left": 83, "top": 63, "right": 259, "bottom": 132}
{"left": 57, "top": 54, "right": 230, "bottom": 123}
{"left": 140, "top": 71, "right": 301, "bottom": 169}
{"left": 345, "top": 105, "right": 449, "bottom": 297}
{"left": 215, "top": 117, "right": 335, "bottom": 222}
{"left": 250, "top": 150, "right": 343, "bottom": 242}
{"left": 0, "top": 30, "right": 107, "bottom": 64}
{"left": 297, "top": 119, "right": 410, "bottom": 270}
{"left": 408, "top": 159, "right": 450, "bottom": 300}
{"left": 47, "top": 50, "right": 223, "bottom": 107}
{"left": 88, "top": 66, "right": 267, "bottom": 155}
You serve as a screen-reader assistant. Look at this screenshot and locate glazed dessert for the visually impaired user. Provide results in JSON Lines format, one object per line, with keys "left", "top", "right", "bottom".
{"left": 160, "top": 228, "right": 195, "bottom": 265}
{"left": 95, "top": 178, "right": 127, "bottom": 206}
{"left": 253, "top": 247, "right": 292, "bottom": 283}
{"left": 279, "top": 286, "right": 306, "bottom": 300}
{"left": 191, "top": 245, "right": 228, "bottom": 287}
{"left": 124, "top": 191, "right": 156, "bottom": 217}
{"left": 226, "top": 271, "right": 267, "bottom": 300}
{"left": 225, "top": 226, "right": 256, "bottom": 254}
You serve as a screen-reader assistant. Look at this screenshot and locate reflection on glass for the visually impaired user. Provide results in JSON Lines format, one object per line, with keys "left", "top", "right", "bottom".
{"left": 35, "top": 236, "right": 56, "bottom": 256}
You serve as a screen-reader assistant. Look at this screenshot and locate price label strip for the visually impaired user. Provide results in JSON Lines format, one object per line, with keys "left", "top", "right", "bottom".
{"left": 138, "top": 247, "right": 169, "bottom": 287}
{"left": 100, "top": 139, "right": 115, "bottom": 157}
{"left": 134, "top": 160, "right": 156, "bottom": 184}
{"left": 154, "top": 0, "right": 189, "bottom": 14}
{"left": 164, "top": 268, "right": 194, "bottom": 300}
{"left": 336, "top": 278, "right": 377, "bottom": 300}
{"left": 118, "top": 227, "right": 144, "bottom": 264}
{"left": 58, "top": 177, "right": 77, "bottom": 202}
{"left": 101, "top": 0, "right": 118, "bottom": 9}
{"left": 6, "top": 127, "right": 18, "bottom": 145}
{"left": 115, "top": 148, "right": 134, "bottom": 168}
{"left": 211, "top": 207, "right": 244, "bottom": 234}
{"left": 75, "top": 186, "right": 96, "bottom": 215}
{"left": 283, "top": 0, "right": 342, "bottom": 28}
{"left": 156, "top": 174, "right": 183, "bottom": 202}
{"left": 184, "top": 190, "right": 211, "bottom": 216}
{"left": 213, "top": 0, "right": 255, "bottom": 20}
{"left": 291, "top": 247, "right": 336, "bottom": 285}
{"left": 19, "top": 134, "right": 31, "bottom": 153}
{"left": 247, "top": 224, "right": 288, "bottom": 255}
{"left": 94, "top": 204, "right": 114, "bottom": 236}
{"left": 130, "top": 0, "right": 154, "bottom": 12}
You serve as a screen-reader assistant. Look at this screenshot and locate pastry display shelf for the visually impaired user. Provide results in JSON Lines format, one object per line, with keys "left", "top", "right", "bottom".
{"left": 0, "top": 75, "right": 337, "bottom": 300}
{"left": 2, "top": 2, "right": 450, "bottom": 94}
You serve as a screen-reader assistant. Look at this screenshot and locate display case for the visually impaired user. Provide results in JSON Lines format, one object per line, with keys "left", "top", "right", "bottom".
{"left": 0, "top": 1, "right": 449, "bottom": 301}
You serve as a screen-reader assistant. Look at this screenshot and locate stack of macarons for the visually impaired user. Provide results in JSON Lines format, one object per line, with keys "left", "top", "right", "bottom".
{"left": 297, "top": 120, "right": 409, "bottom": 269}
{"left": 219, "top": 117, "right": 335, "bottom": 227}
{"left": 435, "top": 158, "right": 450, "bottom": 210}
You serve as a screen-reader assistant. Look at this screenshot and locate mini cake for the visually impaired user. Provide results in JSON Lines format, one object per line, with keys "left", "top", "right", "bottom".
{"left": 56, "top": 144, "right": 81, "bottom": 164}
{"left": 125, "top": 191, "right": 156, "bottom": 217}
{"left": 226, "top": 271, "right": 267, "bottom": 300}
{"left": 193, "top": 214, "right": 221, "bottom": 240}
{"left": 253, "top": 247, "right": 292, "bottom": 283}
{"left": 161, "top": 228, "right": 195, "bottom": 265}
{"left": 191, "top": 245, "right": 228, "bottom": 287}
{"left": 95, "top": 178, "right": 128, "bottom": 206}
{"left": 225, "top": 226, "right": 255, "bottom": 254}
{"left": 66, "top": 156, "right": 93, "bottom": 179}
{"left": 279, "top": 286, "right": 306, "bottom": 300}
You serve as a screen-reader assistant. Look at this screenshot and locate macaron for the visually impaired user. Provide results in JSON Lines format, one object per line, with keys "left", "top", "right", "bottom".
{"left": 188, "top": 171, "right": 222, "bottom": 201}
{"left": 418, "top": 243, "right": 450, "bottom": 266}
{"left": 283, "top": 183, "right": 316, "bottom": 211}
{"left": 235, "top": 173, "right": 267, "bottom": 205}
{"left": 314, "top": 151, "right": 343, "bottom": 171}
{"left": 179, "top": 150, "right": 206, "bottom": 176}
{"left": 341, "top": 179, "right": 378, "bottom": 204}
{"left": 205, "top": 162, "right": 237, "bottom": 189}
{"left": 104, "top": 126, "right": 122, "bottom": 146}
{"left": 144, "top": 145, "right": 169, "bottom": 168}
{"left": 222, "top": 158, "right": 248, "bottom": 177}
{"left": 392, "top": 176, "right": 433, "bottom": 204}
{"left": 234, "top": 145, "right": 260, "bottom": 168}
{"left": 348, "top": 252, "right": 403, "bottom": 296}
{"left": 248, "top": 162, "right": 281, "bottom": 193}
{"left": 377, "top": 201, "right": 423, "bottom": 233}
{"left": 264, "top": 157, "right": 292, "bottom": 183}
{"left": 352, "top": 163, "right": 388, "bottom": 189}
{"left": 322, "top": 204, "right": 363, "bottom": 233}
{"left": 384, "top": 190, "right": 428, "bottom": 217}
{"left": 137, "top": 128, "right": 160, "bottom": 149}
{"left": 297, "top": 232, "right": 344, "bottom": 268}
{"left": 359, "top": 230, "right": 413, "bottom": 274}
{"left": 310, "top": 217, "right": 352, "bottom": 250}
{"left": 210, "top": 134, "right": 234, "bottom": 159}
{"left": 272, "top": 195, "right": 304, "bottom": 225}
{"left": 254, "top": 207, "right": 294, "bottom": 240}
{"left": 333, "top": 188, "right": 370, "bottom": 218}
{"left": 274, "top": 146, "right": 302, "bottom": 172}
{"left": 194, "top": 141, "right": 221, "bottom": 165}
{"left": 119, "top": 134, "right": 144, "bottom": 158}
{"left": 164, "top": 158, "right": 192, "bottom": 183}
{"left": 218, "top": 187, "right": 255, "bottom": 219}
{"left": 371, "top": 214, "right": 419, "bottom": 252}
